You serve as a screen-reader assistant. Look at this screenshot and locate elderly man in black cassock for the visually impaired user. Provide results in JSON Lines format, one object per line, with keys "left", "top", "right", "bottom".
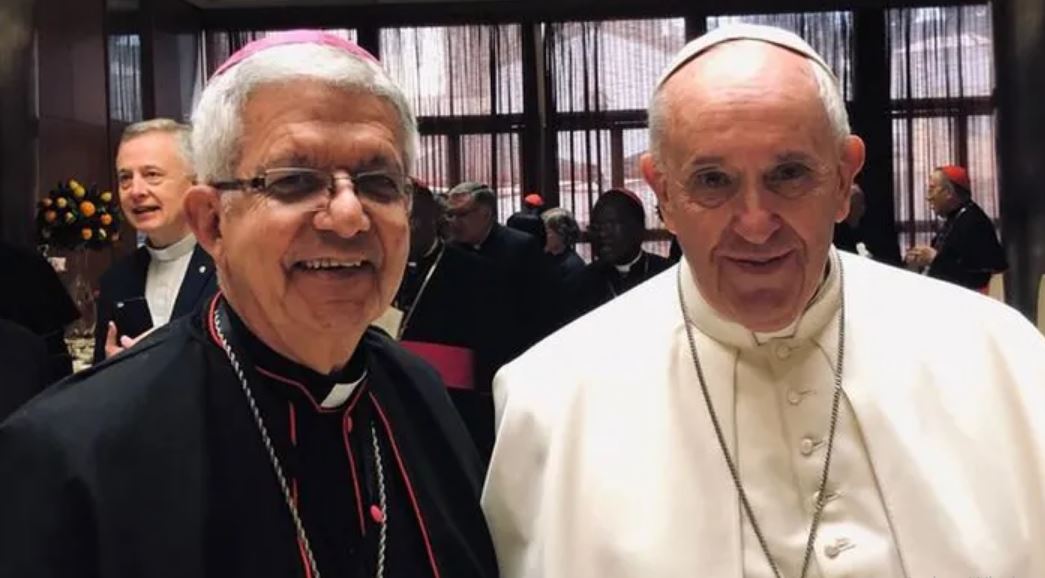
{"left": 0, "top": 31, "right": 497, "bottom": 578}
{"left": 904, "top": 164, "right": 1007, "bottom": 292}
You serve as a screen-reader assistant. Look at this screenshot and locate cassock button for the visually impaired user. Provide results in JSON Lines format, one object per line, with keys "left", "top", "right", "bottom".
{"left": 344, "top": 416, "right": 353, "bottom": 433}
{"left": 799, "top": 436, "right": 821, "bottom": 456}
{"left": 813, "top": 489, "right": 840, "bottom": 505}
{"left": 787, "top": 389, "right": 804, "bottom": 405}
{"left": 370, "top": 504, "right": 385, "bottom": 524}
{"left": 824, "top": 538, "right": 853, "bottom": 559}
{"left": 775, "top": 343, "right": 792, "bottom": 360}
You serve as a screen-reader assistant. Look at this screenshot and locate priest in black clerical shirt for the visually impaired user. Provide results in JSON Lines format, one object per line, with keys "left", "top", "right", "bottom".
{"left": 0, "top": 32, "right": 497, "bottom": 578}
{"left": 563, "top": 188, "right": 671, "bottom": 325}
{"left": 395, "top": 182, "right": 513, "bottom": 462}
{"left": 446, "top": 182, "right": 554, "bottom": 351}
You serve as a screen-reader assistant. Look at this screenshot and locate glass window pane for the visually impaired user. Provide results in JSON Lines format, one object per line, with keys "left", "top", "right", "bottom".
{"left": 622, "top": 128, "right": 663, "bottom": 231}
{"left": 459, "top": 133, "right": 524, "bottom": 221}
{"left": 892, "top": 116, "right": 959, "bottom": 248}
{"left": 381, "top": 25, "right": 523, "bottom": 117}
{"left": 557, "top": 129, "right": 613, "bottom": 229}
{"left": 548, "top": 19, "right": 686, "bottom": 113}
{"left": 415, "top": 134, "right": 451, "bottom": 191}
{"left": 889, "top": 6, "right": 994, "bottom": 99}
{"left": 108, "top": 34, "right": 142, "bottom": 123}
{"left": 707, "top": 12, "right": 854, "bottom": 99}
{"left": 966, "top": 113, "right": 999, "bottom": 222}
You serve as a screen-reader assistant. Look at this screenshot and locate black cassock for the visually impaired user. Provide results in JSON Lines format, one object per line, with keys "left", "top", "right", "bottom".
{"left": 928, "top": 200, "right": 1008, "bottom": 290}
{"left": 562, "top": 250, "right": 672, "bottom": 325}
{"left": 396, "top": 242, "right": 514, "bottom": 462}
{"left": 0, "top": 295, "right": 498, "bottom": 578}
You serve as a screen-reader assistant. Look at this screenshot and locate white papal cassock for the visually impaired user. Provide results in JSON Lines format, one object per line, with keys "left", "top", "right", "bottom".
{"left": 481, "top": 248, "right": 1045, "bottom": 578}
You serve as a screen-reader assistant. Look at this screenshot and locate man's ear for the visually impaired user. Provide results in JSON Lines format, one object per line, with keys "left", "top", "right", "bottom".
{"left": 183, "top": 184, "right": 225, "bottom": 262}
{"left": 641, "top": 153, "right": 677, "bottom": 234}
{"left": 836, "top": 135, "right": 866, "bottom": 223}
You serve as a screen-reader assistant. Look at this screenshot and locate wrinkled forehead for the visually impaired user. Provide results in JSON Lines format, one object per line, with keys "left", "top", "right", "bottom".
{"left": 659, "top": 44, "right": 833, "bottom": 160}
{"left": 237, "top": 81, "right": 404, "bottom": 167}
{"left": 116, "top": 131, "right": 185, "bottom": 167}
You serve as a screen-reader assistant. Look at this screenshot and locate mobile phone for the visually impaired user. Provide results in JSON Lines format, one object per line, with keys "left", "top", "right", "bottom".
{"left": 112, "top": 296, "right": 152, "bottom": 339}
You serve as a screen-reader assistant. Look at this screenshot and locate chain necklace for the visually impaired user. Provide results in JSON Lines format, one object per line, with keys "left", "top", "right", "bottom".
{"left": 676, "top": 259, "right": 846, "bottom": 578}
{"left": 214, "top": 306, "right": 389, "bottom": 578}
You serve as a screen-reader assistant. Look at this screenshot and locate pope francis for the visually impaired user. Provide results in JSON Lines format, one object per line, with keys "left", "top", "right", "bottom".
{"left": 481, "top": 24, "right": 1045, "bottom": 578}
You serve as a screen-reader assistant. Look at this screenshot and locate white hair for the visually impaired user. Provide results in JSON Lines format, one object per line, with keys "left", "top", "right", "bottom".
{"left": 120, "top": 118, "right": 194, "bottom": 174}
{"left": 647, "top": 47, "right": 850, "bottom": 165}
{"left": 191, "top": 43, "right": 418, "bottom": 184}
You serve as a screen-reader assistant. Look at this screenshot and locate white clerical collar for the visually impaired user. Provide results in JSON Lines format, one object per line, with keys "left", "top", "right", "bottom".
{"left": 614, "top": 250, "right": 644, "bottom": 274}
{"left": 320, "top": 371, "right": 368, "bottom": 409}
{"left": 679, "top": 247, "right": 842, "bottom": 350}
{"left": 146, "top": 233, "right": 196, "bottom": 263}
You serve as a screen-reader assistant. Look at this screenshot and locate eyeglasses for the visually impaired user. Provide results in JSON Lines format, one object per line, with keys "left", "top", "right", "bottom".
{"left": 211, "top": 167, "right": 409, "bottom": 206}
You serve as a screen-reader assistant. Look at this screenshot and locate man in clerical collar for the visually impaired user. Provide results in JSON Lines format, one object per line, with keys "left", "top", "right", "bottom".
{"left": 396, "top": 181, "right": 515, "bottom": 462}
{"left": 904, "top": 164, "right": 1007, "bottom": 292}
{"left": 0, "top": 32, "right": 497, "bottom": 578}
{"left": 446, "top": 181, "right": 552, "bottom": 352}
{"left": 482, "top": 24, "right": 1045, "bottom": 578}
{"left": 563, "top": 188, "right": 671, "bottom": 323}
{"left": 93, "top": 118, "right": 217, "bottom": 362}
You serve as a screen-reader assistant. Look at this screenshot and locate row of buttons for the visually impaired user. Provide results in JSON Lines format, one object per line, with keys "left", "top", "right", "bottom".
{"left": 775, "top": 341, "right": 858, "bottom": 563}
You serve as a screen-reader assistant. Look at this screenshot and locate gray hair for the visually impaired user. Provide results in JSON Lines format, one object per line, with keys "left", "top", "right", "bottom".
{"left": 648, "top": 45, "right": 850, "bottom": 165}
{"left": 542, "top": 207, "right": 580, "bottom": 247}
{"left": 120, "top": 118, "right": 194, "bottom": 173}
{"left": 191, "top": 43, "right": 418, "bottom": 184}
{"left": 448, "top": 181, "right": 497, "bottom": 212}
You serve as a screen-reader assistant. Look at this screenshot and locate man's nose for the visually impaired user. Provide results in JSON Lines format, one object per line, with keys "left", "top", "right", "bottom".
{"left": 313, "top": 180, "right": 371, "bottom": 238}
{"left": 731, "top": 180, "right": 781, "bottom": 245}
{"left": 129, "top": 174, "right": 149, "bottom": 197}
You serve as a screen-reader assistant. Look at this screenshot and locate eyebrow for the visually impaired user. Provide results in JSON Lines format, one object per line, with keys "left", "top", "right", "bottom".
{"left": 774, "top": 151, "right": 817, "bottom": 164}
{"left": 117, "top": 165, "right": 165, "bottom": 175}
{"left": 259, "top": 154, "right": 400, "bottom": 174}
{"left": 685, "top": 156, "right": 726, "bottom": 168}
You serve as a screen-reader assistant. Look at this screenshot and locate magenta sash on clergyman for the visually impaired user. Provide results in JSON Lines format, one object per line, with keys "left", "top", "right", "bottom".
{"left": 399, "top": 341, "right": 475, "bottom": 391}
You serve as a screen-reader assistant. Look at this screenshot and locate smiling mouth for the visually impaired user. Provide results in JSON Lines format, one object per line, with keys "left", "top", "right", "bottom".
{"left": 725, "top": 251, "right": 793, "bottom": 271}
{"left": 293, "top": 258, "right": 368, "bottom": 273}
{"left": 131, "top": 206, "right": 160, "bottom": 216}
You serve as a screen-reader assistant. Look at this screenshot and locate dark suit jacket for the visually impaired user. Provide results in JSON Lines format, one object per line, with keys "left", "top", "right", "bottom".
{"left": 547, "top": 248, "right": 586, "bottom": 281}
{"left": 928, "top": 201, "right": 1007, "bottom": 290}
{"left": 0, "top": 319, "right": 50, "bottom": 421}
{"left": 457, "top": 223, "right": 554, "bottom": 353}
{"left": 93, "top": 244, "right": 217, "bottom": 362}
